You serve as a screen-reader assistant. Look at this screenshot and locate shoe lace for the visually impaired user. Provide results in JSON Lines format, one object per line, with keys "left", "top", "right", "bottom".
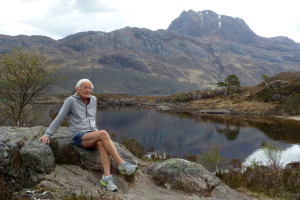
{"left": 119, "top": 163, "right": 126, "bottom": 170}
{"left": 107, "top": 176, "right": 114, "bottom": 185}
{"left": 122, "top": 162, "right": 130, "bottom": 169}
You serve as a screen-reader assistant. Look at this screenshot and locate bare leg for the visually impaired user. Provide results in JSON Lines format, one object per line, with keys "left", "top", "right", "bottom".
{"left": 96, "top": 140, "right": 111, "bottom": 176}
{"left": 81, "top": 130, "right": 124, "bottom": 168}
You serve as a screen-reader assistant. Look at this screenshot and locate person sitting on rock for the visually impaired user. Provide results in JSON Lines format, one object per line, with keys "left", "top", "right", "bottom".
{"left": 39, "top": 78, "right": 138, "bottom": 192}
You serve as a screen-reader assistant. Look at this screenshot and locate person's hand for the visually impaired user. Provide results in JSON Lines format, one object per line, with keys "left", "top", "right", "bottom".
{"left": 39, "top": 136, "right": 50, "bottom": 145}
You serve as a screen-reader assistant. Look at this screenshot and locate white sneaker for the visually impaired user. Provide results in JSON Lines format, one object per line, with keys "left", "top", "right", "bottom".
{"left": 118, "top": 162, "right": 138, "bottom": 175}
{"left": 100, "top": 175, "right": 117, "bottom": 192}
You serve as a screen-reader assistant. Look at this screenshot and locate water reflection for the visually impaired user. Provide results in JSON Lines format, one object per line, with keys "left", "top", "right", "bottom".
{"left": 97, "top": 106, "right": 300, "bottom": 163}
{"left": 244, "top": 144, "right": 300, "bottom": 166}
{"left": 216, "top": 122, "right": 240, "bottom": 141}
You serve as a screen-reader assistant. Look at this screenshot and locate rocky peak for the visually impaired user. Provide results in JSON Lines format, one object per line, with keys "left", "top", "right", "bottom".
{"left": 59, "top": 27, "right": 171, "bottom": 56}
{"left": 167, "top": 9, "right": 257, "bottom": 44}
{"left": 0, "top": 34, "right": 57, "bottom": 54}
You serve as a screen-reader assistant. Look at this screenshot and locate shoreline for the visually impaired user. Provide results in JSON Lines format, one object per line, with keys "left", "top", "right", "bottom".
{"left": 38, "top": 94, "right": 300, "bottom": 123}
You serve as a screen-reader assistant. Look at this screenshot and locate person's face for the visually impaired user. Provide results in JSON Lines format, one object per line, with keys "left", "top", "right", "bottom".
{"left": 76, "top": 82, "right": 92, "bottom": 99}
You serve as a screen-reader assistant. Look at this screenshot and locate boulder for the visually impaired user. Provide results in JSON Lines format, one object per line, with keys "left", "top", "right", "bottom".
{"left": 0, "top": 126, "right": 49, "bottom": 192}
{"left": 0, "top": 126, "right": 140, "bottom": 197}
{"left": 20, "top": 140, "right": 55, "bottom": 173}
{"left": 0, "top": 142, "right": 10, "bottom": 166}
{"left": 49, "top": 127, "right": 140, "bottom": 172}
{"left": 147, "top": 158, "right": 250, "bottom": 200}
{"left": 0, "top": 127, "right": 251, "bottom": 200}
{"left": 39, "top": 164, "right": 128, "bottom": 197}
{"left": 156, "top": 105, "right": 172, "bottom": 111}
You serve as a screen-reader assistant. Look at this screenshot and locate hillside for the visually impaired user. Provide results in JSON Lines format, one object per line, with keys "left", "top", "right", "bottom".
{"left": 0, "top": 10, "right": 300, "bottom": 95}
{"left": 164, "top": 71, "right": 300, "bottom": 116}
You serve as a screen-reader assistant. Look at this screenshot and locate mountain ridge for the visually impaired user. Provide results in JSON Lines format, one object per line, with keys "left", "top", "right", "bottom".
{"left": 0, "top": 9, "right": 299, "bottom": 95}
{"left": 168, "top": 10, "right": 257, "bottom": 44}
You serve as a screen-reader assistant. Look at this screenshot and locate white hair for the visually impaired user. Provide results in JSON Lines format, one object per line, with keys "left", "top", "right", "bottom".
{"left": 75, "top": 79, "right": 94, "bottom": 90}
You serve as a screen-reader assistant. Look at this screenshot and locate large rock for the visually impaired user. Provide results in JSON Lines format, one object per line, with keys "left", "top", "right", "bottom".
{"left": 20, "top": 140, "right": 55, "bottom": 173}
{"left": 0, "top": 126, "right": 50, "bottom": 193}
{"left": 0, "top": 126, "right": 251, "bottom": 200}
{"left": 0, "top": 126, "right": 140, "bottom": 197}
{"left": 49, "top": 127, "right": 140, "bottom": 172}
{"left": 147, "top": 158, "right": 250, "bottom": 200}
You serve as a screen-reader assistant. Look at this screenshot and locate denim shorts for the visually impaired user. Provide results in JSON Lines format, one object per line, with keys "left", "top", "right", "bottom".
{"left": 72, "top": 132, "right": 88, "bottom": 148}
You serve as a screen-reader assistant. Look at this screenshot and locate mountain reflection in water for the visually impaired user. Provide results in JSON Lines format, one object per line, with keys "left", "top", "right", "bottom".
{"left": 98, "top": 106, "right": 300, "bottom": 164}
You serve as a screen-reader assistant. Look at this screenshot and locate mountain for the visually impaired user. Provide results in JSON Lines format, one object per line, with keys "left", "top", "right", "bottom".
{"left": 168, "top": 10, "right": 257, "bottom": 44}
{"left": 168, "top": 10, "right": 300, "bottom": 52}
{"left": 0, "top": 10, "right": 300, "bottom": 95}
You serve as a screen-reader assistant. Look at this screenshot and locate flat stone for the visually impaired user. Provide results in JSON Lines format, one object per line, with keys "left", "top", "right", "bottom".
{"left": 198, "top": 109, "right": 231, "bottom": 114}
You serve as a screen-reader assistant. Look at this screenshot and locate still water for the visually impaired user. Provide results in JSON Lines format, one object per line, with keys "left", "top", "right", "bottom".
{"left": 97, "top": 106, "right": 300, "bottom": 165}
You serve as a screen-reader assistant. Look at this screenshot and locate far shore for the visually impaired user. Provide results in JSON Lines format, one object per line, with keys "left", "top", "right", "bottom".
{"left": 38, "top": 93, "right": 300, "bottom": 125}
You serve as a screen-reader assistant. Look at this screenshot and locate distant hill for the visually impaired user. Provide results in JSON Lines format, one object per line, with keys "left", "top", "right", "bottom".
{"left": 0, "top": 9, "right": 299, "bottom": 95}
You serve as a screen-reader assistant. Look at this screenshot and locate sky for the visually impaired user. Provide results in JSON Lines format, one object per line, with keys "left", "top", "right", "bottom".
{"left": 0, "top": 0, "right": 300, "bottom": 43}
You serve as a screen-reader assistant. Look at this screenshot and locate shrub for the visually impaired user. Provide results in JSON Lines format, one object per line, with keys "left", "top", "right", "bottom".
{"left": 171, "top": 93, "right": 191, "bottom": 102}
{"left": 254, "top": 87, "right": 275, "bottom": 102}
{"left": 283, "top": 93, "right": 300, "bottom": 115}
{"left": 198, "top": 145, "right": 227, "bottom": 173}
{"left": 217, "top": 159, "right": 300, "bottom": 199}
{"left": 183, "top": 153, "right": 197, "bottom": 162}
{"left": 216, "top": 158, "right": 243, "bottom": 189}
{"left": 261, "top": 141, "right": 283, "bottom": 171}
{"left": 120, "top": 136, "right": 144, "bottom": 159}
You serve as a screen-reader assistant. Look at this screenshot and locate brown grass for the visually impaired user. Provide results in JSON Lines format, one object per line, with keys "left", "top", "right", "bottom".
{"left": 175, "top": 96, "right": 281, "bottom": 115}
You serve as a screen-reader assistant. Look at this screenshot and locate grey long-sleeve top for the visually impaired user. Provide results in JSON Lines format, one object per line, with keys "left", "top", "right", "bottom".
{"left": 44, "top": 93, "right": 98, "bottom": 138}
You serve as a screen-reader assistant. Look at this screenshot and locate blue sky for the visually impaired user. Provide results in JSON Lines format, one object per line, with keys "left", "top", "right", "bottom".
{"left": 0, "top": 0, "right": 300, "bottom": 43}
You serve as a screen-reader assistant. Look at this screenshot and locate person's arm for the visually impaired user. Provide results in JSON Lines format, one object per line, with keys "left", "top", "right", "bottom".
{"left": 39, "top": 97, "right": 72, "bottom": 144}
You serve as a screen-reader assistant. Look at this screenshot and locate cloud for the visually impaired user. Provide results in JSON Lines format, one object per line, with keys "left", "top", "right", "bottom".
{"left": 290, "top": 22, "right": 300, "bottom": 42}
{"left": 20, "top": 0, "right": 122, "bottom": 39}
{"left": 292, "top": 22, "right": 300, "bottom": 33}
{"left": 44, "top": 0, "right": 113, "bottom": 16}
{"left": 20, "top": 0, "right": 37, "bottom": 2}
{"left": 1, "top": 0, "right": 300, "bottom": 42}
{"left": 73, "top": 0, "right": 116, "bottom": 13}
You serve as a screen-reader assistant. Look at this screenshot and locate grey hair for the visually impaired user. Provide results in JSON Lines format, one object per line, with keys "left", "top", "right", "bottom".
{"left": 75, "top": 79, "right": 94, "bottom": 90}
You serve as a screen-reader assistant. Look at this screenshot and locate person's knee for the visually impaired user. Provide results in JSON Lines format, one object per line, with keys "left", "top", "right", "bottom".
{"left": 96, "top": 140, "right": 104, "bottom": 150}
{"left": 98, "top": 130, "right": 110, "bottom": 141}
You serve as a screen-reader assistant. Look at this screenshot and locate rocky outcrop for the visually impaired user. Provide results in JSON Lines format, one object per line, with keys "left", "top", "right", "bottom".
{"left": 198, "top": 109, "right": 231, "bottom": 114}
{"left": 0, "top": 126, "right": 51, "bottom": 193}
{"left": 0, "top": 126, "right": 139, "bottom": 198}
{"left": 49, "top": 127, "right": 139, "bottom": 172}
{"left": 167, "top": 10, "right": 257, "bottom": 44}
{"left": 0, "top": 126, "right": 252, "bottom": 200}
{"left": 147, "top": 158, "right": 250, "bottom": 200}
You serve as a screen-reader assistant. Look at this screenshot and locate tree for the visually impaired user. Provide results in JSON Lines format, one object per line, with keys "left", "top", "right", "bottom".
{"left": 262, "top": 74, "right": 269, "bottom": 89}
{"left": 0, "top": 47, "right": 59, "bottom": 126}
{"left": 217, "top": 74, "right": 240, "bottom": 94}
{"left": 261, "top": 141, "right": 283, "bottom": 171}
{"left": 198, "top": 145, "right": 227, "bottom": 173}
